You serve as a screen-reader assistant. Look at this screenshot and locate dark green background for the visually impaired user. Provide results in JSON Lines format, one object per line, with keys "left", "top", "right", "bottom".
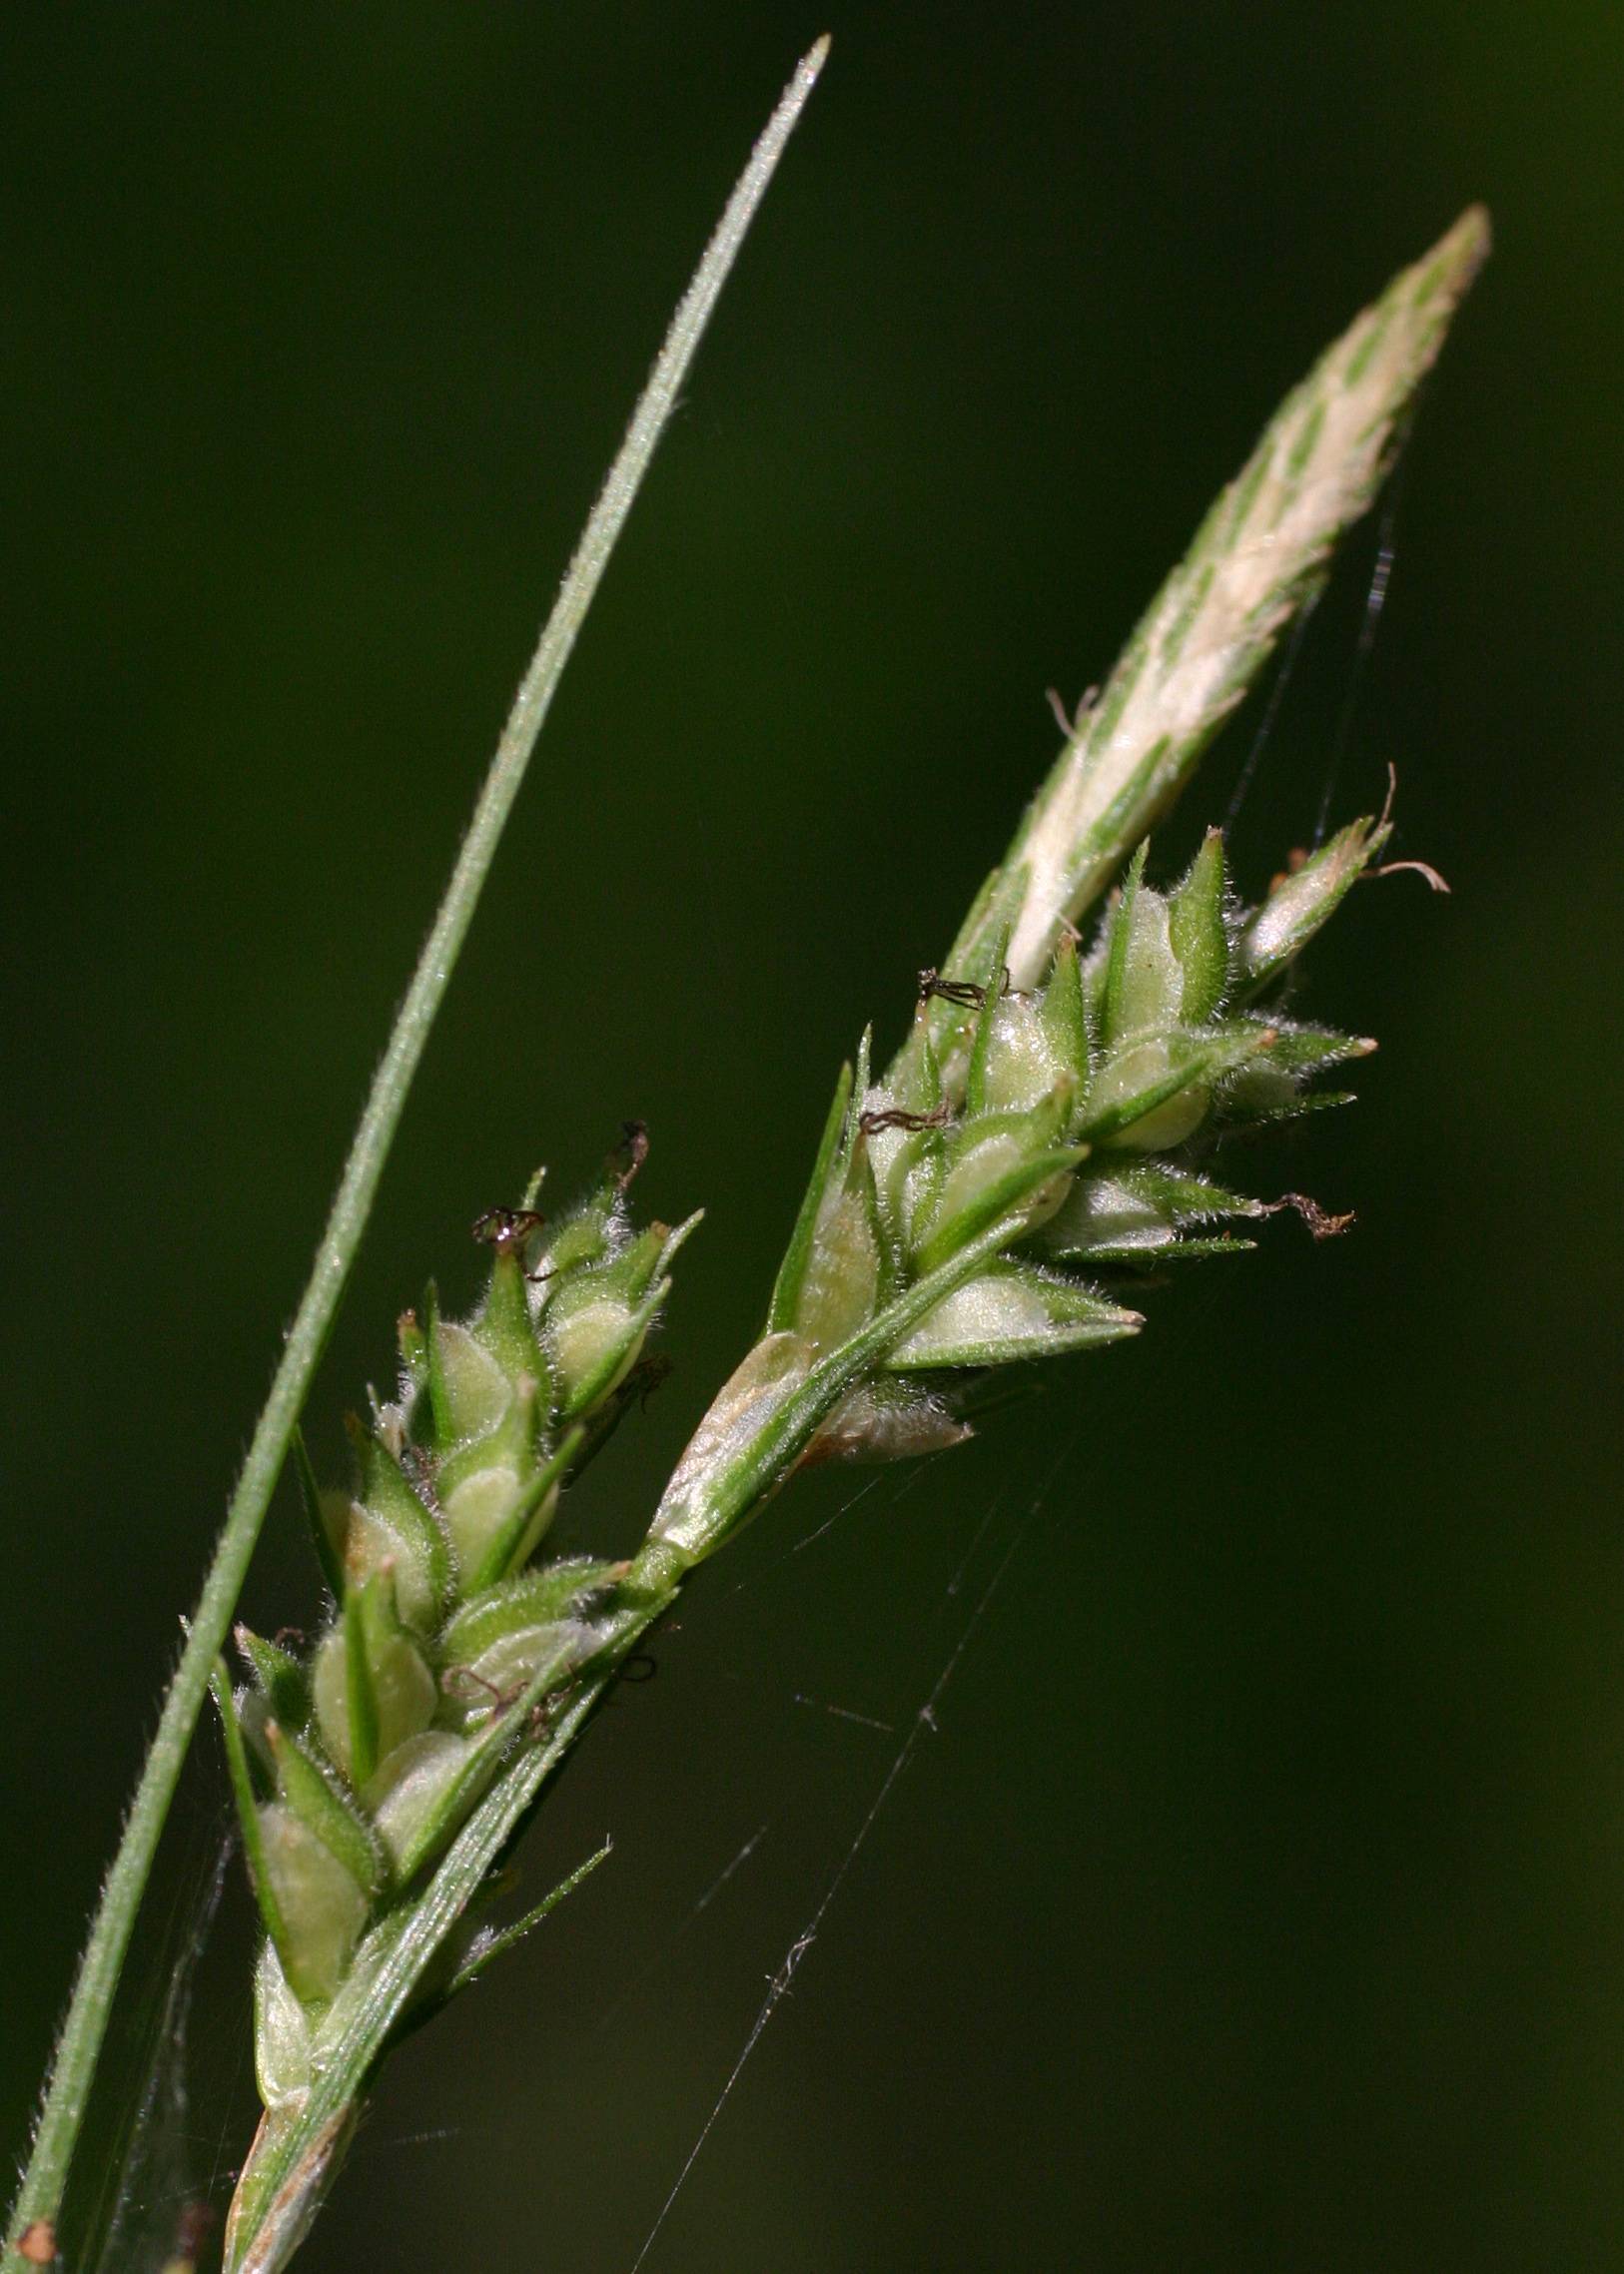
{"left": 4, "top": 5, "right": 1619, "bottom": 2268}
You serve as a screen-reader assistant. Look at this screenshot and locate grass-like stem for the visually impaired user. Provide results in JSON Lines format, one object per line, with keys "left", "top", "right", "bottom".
{"left": 3, "top": 39, "right": 827, "bottom": 2266}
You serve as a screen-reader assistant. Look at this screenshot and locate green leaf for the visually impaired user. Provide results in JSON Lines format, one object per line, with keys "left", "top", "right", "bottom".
{"left": 10, "top": 35, "right": 833, "bottom": 2262}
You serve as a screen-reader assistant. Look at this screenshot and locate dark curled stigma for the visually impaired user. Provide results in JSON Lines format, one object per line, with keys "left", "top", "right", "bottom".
{"left": 918, "top": 963, "right": 1027, "bottom": 1010}
{"left": 472, "top": 1205, "right": 545, "bottom": 1253}
{"left": 918, "top": 968, "right": 988, "bottom": 1009}
{"left": 610, "top": 1119, "right": 650, "bottom": 1188}
{"left": 441, "top": 1665, "right": 526, "bottom": 1715}
{"left": 858, "top": 1103, "right": 951, "bottom": 1136}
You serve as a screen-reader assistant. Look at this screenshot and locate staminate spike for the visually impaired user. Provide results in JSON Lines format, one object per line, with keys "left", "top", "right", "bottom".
{"left": 937, "top": 207, "right": 1488, "bottom": 991}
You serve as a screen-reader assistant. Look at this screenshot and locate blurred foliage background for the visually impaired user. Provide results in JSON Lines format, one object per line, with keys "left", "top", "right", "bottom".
{"left": 3, "top": 4, "right": 1620, "bottom": 2268}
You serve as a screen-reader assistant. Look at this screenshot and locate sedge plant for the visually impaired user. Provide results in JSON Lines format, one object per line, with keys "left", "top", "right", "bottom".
{"left": 5, "top": 37, "right": 1487, "bottom": 2273}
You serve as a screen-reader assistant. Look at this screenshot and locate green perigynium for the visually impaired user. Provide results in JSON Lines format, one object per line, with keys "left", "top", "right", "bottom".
{"left": 213, "top": 1143, "right": 701, "bottom": 2269}
{"left": 196, "top": 204, "right": 1485, "bottom": 2272}
{"left": 640, "top": 811, "right": 1382, "bottom": 1568}
{"left": 215, "top": 1141, "right": 686, "bottom": 2003}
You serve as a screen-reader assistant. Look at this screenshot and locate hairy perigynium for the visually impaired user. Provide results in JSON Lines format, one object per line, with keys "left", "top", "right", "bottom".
{"left": 213, "top": 203, "right": 1485, "bottom": 2272}
{"left": 215, "top": 1133, "right": 691, "bottom": 2001}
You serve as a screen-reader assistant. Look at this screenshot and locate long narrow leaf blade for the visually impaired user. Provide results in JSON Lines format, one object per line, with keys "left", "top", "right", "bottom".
{"left": 4, "top": 36, "right": 830, "bottom": 2268}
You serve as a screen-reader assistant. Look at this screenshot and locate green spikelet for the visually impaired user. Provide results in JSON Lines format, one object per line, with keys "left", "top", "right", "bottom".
{"left": 645, "top": 784, "right": 1395, "bottom": 1563}
{"left": 744, "top": 806, "right": 1384, "bottom": 1449}
{"left": 216, "top": 1134, "right": 692, "bottom": 2258}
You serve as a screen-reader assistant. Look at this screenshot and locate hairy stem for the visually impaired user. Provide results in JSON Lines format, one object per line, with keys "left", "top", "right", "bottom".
{"left": 4, "top": 38, "right": 828, "bottom": 2267}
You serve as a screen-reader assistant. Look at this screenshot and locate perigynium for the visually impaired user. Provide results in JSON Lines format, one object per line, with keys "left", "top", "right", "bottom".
{"left": 3, "top": 39, "right": 1487, "bottom": 2274}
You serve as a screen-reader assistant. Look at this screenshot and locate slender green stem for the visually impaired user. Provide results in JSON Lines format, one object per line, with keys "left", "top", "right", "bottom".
{"left": 4, "top": 38, "right": 828, "bottom": 2266}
